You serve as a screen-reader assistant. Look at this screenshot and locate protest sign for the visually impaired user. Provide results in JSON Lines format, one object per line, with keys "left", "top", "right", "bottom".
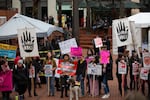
{"left": 140, "top": 67, "right": 149, "bottom": 80}
{"left": 0, "top": 71, "right": 13, "bottom": 91}
{"left": 132, "top": 63, "right": 139, "bottom": 75}
{"left": 94, "top": 37, "right": 103, "bottom": 48}
{"left": 57, "top": 60, "right": 77, "bottom": 76}
{"left": 100, "top": 50, "right": 110, "bottom": 64}
{"left": 29, "top": 66, "right": 35, "bottom": 78}
{"left": 18, "top": 28, "right": 39, "bottom": 57}
{"left": 44, "top": 65, "right": 53, "bottom": 77}
{"left": 87, "top": 64, "right": 102, "bottom": 75}
{"left": 143, "top": 52, "right": 150, "bottom": 68}
{"left": 59, "top": 38, "right": 77, "bottom": 54}
{"left": 113, "top": 18, "right": 132, "bottom": 47}
{"left": 118, "top": 61, "right": 127, "bottom": 74}
{"left": 71, "top": 47, "right": 82, "bottom": 57}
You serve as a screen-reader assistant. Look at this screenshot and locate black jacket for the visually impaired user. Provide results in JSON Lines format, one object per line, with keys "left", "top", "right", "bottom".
{"left": 76, "top": 60, "right": 87, "bottom": 78}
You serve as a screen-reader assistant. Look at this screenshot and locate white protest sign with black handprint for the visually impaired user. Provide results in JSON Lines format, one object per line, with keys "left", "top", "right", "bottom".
{"left": 18, "top": 28, "right": 39, "bottom": 57}
{"left": 113, "top": 18, "right": 132, "bottom": 47}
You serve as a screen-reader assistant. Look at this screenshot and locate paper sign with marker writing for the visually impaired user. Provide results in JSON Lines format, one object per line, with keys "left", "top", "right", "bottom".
{"left": 118, "top": 61, "right": 127, "bottom": 74}
{"left": 140, "top": 67, "right": 149, "bottom": 80}
{"left": 94, "top": 37, "right": 103, "bottom": 48}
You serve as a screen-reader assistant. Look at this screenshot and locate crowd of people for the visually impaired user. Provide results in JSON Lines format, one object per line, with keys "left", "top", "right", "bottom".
{"left": 0, "top": 36, "right": 150, "bottom": 100}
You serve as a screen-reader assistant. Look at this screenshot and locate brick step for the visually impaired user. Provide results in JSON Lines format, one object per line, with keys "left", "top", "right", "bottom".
{"left": 80, "top": 44, "right": 93, "bottom": 49}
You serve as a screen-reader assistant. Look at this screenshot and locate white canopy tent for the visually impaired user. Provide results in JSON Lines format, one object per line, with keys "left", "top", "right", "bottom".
{"left": 113, "top": 12, "right": 150, "bottom": 55}
{"left": 128, "top": 12, "right": 150, "bottom": 53}
{"left": 0, "top": 13, "right": 64, "bottom": 40}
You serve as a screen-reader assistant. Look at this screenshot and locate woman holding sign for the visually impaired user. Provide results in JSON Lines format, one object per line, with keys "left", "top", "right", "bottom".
{"left": 116, "top": 53, "right": 128, "bottom": 97}
{"left": 43, "top": 51, "right": 57, "bottom": 96}
{"left": 0, "top": 59, "right": 12, "bottom": 100}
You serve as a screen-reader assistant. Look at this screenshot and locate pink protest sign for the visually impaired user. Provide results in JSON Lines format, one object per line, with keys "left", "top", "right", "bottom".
{"left": 71, "top": 47, "right": 82, "bottom": 57}
{"left": 100, "top": 50, "right": 110, "bottom": 64}
{"left": 94, "top": 37, "right": 103, "bottom": 48}
{"left": 0, "top": 70, "right": 13, "bottom": 91}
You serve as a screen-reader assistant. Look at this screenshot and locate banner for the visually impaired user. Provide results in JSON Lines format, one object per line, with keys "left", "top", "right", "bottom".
{"left": 71, "top": 47, "right": 82, "bottom": 57}
{"left": 44, "top": 64, "right": 53, "bottom": 77}
{"left": 118, "top": 61, "right": 127, "bottom": 74}
{"left": 59, "top": 38, "right": 77, "bottom": 54}
{"left": 143, "top": 52, "right": 150, "bottom": 68}
{"left": 18, "top": 28, "right": 39, "bottom": 57}
{"left": 132, "top": 62, "right": 139, "bottom": 75}
{"left": 0, "top": 43, "right": 17, "bottom": 58}
{"left": 87, "top": 64, "right": 102, "bottom": 75}
{"left": 0, "top": 71, "right": 13, "bottom": 91}
{"left": 113, "top": 18, "right": 132, "bottom": 47}
{"left": 140, "top": 67, "right": 149, "bottom": 80}
{"left": 100, "top": 50, "right": 110, "bottom": 64}
{"left": 94, "top": 37, "right": 103, "bottom": 48}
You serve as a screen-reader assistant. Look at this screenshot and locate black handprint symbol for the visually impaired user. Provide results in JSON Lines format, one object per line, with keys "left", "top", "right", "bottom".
{"left": 21, "top": 30, "right": 34, "bottom": 52}
{"left": 116, "top": 21, "right": 128, "bottom": 42}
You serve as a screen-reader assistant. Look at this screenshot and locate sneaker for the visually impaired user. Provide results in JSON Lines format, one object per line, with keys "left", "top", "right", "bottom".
{"left": 107, "top": 93, "right": 110, "bottom": 97}
{"left": 101, "top": 95, "right": 107, "bottom": 99}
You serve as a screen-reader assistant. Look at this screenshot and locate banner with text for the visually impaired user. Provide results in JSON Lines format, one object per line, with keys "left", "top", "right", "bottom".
{"left": 100, "top": 50, "right": 110, "bottom": 64}
{"left": 71, "top": 47, "right": 82, "bottom": 57}
{"left": 118, "top": 61, "right": 127, "bottom": 74}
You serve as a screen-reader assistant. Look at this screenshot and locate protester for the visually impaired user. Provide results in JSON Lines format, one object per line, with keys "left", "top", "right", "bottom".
{"left": 129, "top": 50, "right": 140, "bottom": 91}
{"left": 27, "top": 60, "right": 38, "bottom": 97}
{"left": 43, "top": 51, "right": 57, "bottom": 96}
{"left": 89, "top": 55, "right": 99, "bottom": 96}
{"left": 13, "top": 59, "right": 28, "bottom": 100}
{"left": 85, "top": 48, "right": 94, "bottom": 95}
{"left": 116, "top": 53, "right": 128, "bottom": 96}
{"left": 0, "top": 59, "right": 12, "bottom": 100}
{"left": 32, "top": 56, "right": 42, "bottom": 88}
{"left": 76, "top": 56, "right": 87, "bottom": 96}
{"left": 101, "top": 46, "right": 110, "bottom": 99}
{"left": 59, "top": 54, "right": 73, "bottom": 98}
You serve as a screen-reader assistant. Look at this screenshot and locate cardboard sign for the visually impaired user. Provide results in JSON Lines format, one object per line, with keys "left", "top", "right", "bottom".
{"left": 87, "top": 64, "right": 102, "bottom": 75}
{"left": 132, "top": 63, "right": 139, "bottom": 75}
{"left": 100, "top": 50, "right": 110, "bottom": 64}
{"left": 94, "top": 37, "right": 103, "bottom": 48}
{"left": 0, "top": 71, "right": 13, "bottom": 91}
{"left": 44, "top": 64, "right": 53, "bottom": 77}
{"left": 118, "top": 61, "right": 127, "bottom": 74}
{"left": 29, "top": 66, "right": 35, "bottom": 78}
{"left": 59, "top": 38, "right": 78, "bottom": 54}
{"left": 140, "top": 67, "right": 149, "bottom": 80}
{"left": 143, "top": 52, "right": 150, "bottom": 68}
{"left": 71, "top": 47, "right": 82, "bottom": 57}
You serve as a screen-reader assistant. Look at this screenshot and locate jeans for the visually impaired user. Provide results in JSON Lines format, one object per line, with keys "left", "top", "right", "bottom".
{"left": 102, "top": 74, "right": 109, "bottom": 94}
{"left": 47, "top": 76, "right": 55, "bottom": 95}
{"left": 76, "top": 74, "right": 84, "bottom": 96}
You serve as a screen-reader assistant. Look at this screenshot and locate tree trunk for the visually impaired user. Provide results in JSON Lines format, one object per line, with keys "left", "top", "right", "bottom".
{"left": 32, "top": 0, "right": 39, "bottom": 18}
{"left": 86, "top": 0, "right": 90, "bottom": 30}
{"left": 72, "top": 0, "right": 79, "bottom": 44}
{"left": 119, "top": 0, "right": 125, "bottom": 18}
{"left": 57, "top": 0, "right": 62, "bottom": 27}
